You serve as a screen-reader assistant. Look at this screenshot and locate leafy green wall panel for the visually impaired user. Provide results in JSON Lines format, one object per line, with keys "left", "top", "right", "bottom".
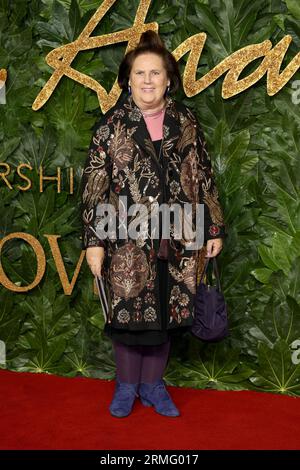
{"left": 1, "top": 0, "right": 300, "bottom": 396}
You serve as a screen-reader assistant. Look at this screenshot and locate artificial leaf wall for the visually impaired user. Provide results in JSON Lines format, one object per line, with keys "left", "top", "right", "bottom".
{"left": 0, "top": 0, "right": 300, "bottom": 396}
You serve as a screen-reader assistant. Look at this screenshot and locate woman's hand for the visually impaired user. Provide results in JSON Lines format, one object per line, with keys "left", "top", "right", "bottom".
{"left": 86, "top": 246, "right": 105, "bottom": 278}
{"left": 205, "top": 238, "right": 223, "bottom": 258}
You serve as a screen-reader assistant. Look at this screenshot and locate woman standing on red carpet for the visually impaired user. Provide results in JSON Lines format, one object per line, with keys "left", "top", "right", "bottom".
{"left": 81, "top": 30, "right": 226, "bottom": 418}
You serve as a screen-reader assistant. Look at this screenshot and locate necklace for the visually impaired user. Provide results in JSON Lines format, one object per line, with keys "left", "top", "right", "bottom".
{"left": 141, "top": 104, "right": 166, "bottom": 118}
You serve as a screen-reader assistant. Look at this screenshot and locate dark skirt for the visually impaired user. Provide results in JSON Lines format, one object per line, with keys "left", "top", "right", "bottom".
{"left": 103, "top": 258, "right": 190, "bottom": 346}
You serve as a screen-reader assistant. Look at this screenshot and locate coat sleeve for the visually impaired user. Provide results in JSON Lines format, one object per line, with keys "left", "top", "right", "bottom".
{"left": 80, "top": 120, "right": 112, "bottom": 250}
{"left": 194, "top": 117, "right": 227, "bottom": 243}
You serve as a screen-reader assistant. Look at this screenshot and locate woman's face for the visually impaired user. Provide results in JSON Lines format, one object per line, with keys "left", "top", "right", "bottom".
{"left": 128, "top": 53, "right": 170, "bottom": 109}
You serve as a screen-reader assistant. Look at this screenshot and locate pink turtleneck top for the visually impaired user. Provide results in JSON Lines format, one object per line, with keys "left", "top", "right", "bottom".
{"left": 143, "top": 108, "right": 165, "bottom": 141}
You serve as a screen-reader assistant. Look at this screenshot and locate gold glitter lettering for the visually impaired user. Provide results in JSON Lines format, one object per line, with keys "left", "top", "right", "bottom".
{"left": 0, "top": 233, "right": 46, "bottom": 292}
{"left": 30, "top": 0, "right": 300, "bottom": 112}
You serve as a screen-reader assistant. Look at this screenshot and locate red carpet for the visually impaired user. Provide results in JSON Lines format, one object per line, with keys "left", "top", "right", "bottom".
{"left": 0, "top": 368, "right": 300, "bottom": 450}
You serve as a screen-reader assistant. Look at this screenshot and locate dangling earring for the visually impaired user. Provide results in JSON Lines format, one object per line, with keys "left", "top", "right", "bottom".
{"left": 128, "top": 84, "right": 131, "bottom": 95}
{"left": 166, "top": 85, "right": 170, "bottom": 94}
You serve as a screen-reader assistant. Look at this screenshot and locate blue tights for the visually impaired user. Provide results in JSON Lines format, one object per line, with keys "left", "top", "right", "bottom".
{"left": 112, "top": 339, "right": 171, "bottom": 384}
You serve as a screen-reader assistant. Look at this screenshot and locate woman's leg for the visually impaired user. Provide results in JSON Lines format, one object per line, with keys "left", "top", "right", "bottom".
{"left": 139, "top": 338, "right": 171, "bottom": 383}
{"left": 138, "top": 338, "right": 179, "bottom": 416}
{"left": 112, "top": 340, "right": 143, "bottom": 383}
{"left": 139, "top": 257, "right": 171, "bottom": 383}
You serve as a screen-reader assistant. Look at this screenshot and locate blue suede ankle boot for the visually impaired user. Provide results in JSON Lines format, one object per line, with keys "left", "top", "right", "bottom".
{"left": 139, "top": 378, "right": 180, "bottom": 417}
{"left": 109, "top": 379, "right": 139, "bottom": 418}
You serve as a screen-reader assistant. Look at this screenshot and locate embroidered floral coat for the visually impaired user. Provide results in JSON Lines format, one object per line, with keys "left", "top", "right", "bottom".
{"left": 81, "top": 93, "right": 227, "bottom": 331}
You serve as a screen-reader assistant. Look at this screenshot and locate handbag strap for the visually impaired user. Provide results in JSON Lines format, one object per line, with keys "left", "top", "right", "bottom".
{"left": 199, "top": 257, "right": 209, "bottom": 285}
{"left": 199, "top": 256, "right": 222, "bottom": 291}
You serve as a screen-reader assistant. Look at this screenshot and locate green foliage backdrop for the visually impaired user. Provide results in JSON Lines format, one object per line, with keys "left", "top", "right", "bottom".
{"left": 1, "top": 0, "right": 300, "bottom": 395}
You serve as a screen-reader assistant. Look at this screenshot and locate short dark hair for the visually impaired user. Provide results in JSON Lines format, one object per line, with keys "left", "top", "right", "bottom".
{"left": 118, "top": 30, "right": 182, "bottom": 95}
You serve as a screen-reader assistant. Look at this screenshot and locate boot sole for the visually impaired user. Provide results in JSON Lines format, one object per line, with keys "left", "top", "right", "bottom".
{"left": 110, "top": 411, "right": 131, "bottom": 417}
{"left": 140, "top": 396, "right": 180, "bottom": 416}
{"left": 140, "top": 397, "right": 152, "bottom": 407}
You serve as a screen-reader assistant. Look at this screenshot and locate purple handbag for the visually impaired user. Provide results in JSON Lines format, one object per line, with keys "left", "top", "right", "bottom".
{"left": 191, "top": 256, "right": 229, "bottom": 342}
